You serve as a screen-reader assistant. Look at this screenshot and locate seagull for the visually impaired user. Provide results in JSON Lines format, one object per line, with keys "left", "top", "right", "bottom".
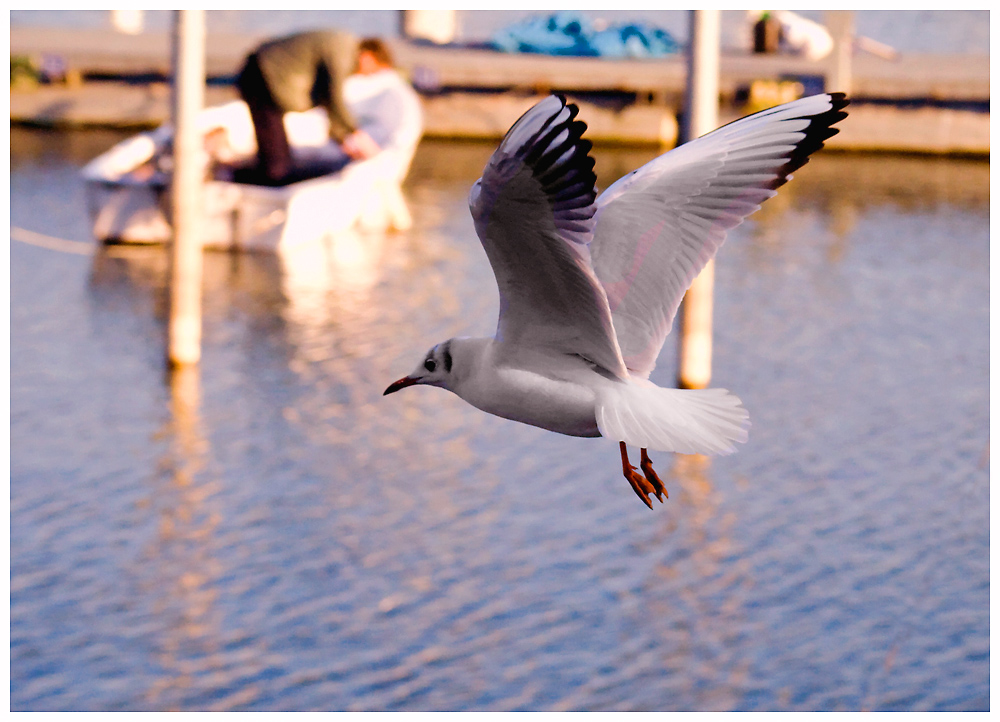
{"left": 385, "top": 92, "right": 848, "bottom": 508}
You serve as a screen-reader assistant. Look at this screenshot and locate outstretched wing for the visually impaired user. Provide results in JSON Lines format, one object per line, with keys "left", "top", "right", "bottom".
{"left": 591, "top": 93, "right": 849, "bottom": 378}
{"left": 469, "top": 95, "right": 628, "bottom": 379}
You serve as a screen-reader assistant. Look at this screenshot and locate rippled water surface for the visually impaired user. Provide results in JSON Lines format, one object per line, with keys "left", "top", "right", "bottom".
{"left": 10, "top": 127, "right": 989, "bottom": 711}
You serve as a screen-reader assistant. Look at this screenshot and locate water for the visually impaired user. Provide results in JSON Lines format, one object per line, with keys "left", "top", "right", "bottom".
{"left": 10, "top": 127, "right": 990, "bottom": 711}
{"left": 10, "top": 9, "right": 991, "bottom": 56}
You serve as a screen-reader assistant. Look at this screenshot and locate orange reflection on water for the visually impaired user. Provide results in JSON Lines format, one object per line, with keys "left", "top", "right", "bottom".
{"left": 142, "top": 365, "right": 230, "bottom": 710}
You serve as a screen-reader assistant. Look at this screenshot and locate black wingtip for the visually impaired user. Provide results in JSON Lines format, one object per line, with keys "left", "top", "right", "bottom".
{"left": 515, "top": 96, "right": 598, "bottom": 209}
{"left": 828, "top": 91, "right": 850, "bottom": 109}
{"left": 486, "top": 94, "right": 599, "bottom": 231}
{"left": 768, "top": 92, "right": 850, "bottom": 191}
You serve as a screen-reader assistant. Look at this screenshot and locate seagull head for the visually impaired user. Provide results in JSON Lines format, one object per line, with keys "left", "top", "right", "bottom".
{"left": 384, "top": 339, "right": 456, "bottom": 395}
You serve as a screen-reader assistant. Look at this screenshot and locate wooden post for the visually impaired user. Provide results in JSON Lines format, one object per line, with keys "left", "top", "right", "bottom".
{"left": 825, "top": 11, "right": 854, "bottom": 94}
{"left": 678, "top": 9, "right": 720, "bottom": 390}
{"left": 167, "top": 10, "right": 206, "bottom": 367}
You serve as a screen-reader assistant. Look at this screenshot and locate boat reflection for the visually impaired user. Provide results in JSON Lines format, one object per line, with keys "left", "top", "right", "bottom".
{"left": 278, "top": 229, "right": 389, "bottom": 364}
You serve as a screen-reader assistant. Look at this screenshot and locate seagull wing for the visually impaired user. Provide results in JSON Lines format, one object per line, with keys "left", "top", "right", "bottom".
{"left": 470, "top": 95, "right": 629, "bottom": 379}
{"left": 591, "top": 93, "right": 849, "bottom": 378}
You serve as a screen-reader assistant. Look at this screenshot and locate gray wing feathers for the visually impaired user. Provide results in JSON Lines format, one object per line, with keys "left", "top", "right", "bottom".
{"left": 592, "top": 93, "right": 849, "bottom": 378}
{"left": 469, "top": 95, "right": 629, "bottom": 379}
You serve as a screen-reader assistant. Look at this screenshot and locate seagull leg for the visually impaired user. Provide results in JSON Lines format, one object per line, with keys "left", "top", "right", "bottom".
{"left": 639, "top": 448, "right": 668, "bottom": 502}
{"left": 620, "top": 441, "right": 657, "bottom": 509}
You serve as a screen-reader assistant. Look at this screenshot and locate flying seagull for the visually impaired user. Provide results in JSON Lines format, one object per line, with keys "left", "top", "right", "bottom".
{"left": 385, "top": 92, "right": 848, "bottom": 508}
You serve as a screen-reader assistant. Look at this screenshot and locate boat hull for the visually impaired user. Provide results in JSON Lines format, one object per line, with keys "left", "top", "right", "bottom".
{"left": 82, "top": 71, "right": 422, "bottom": 251}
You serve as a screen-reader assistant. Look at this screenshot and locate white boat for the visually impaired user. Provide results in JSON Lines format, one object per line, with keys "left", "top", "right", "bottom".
{"left": 82, "top": 69, "right": 423, "bottom": 252}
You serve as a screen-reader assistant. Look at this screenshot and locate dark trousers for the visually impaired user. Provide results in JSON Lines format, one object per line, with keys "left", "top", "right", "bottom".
{"left": 236, "top": 54, "right": 293, "bottom": 186}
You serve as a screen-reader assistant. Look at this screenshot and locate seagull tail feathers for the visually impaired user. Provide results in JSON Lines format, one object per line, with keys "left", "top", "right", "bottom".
{"left": 596, "top": 382, "right": 750, "bottom": 455}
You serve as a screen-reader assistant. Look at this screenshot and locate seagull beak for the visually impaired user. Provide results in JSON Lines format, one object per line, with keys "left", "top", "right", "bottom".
{"left": 383, "top": 376, "right": 419, "bottom": 395}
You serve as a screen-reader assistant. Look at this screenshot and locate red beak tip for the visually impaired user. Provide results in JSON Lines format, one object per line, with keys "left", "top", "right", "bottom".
{"left": 384, "top": 377, "right": 416, "bottom": 395}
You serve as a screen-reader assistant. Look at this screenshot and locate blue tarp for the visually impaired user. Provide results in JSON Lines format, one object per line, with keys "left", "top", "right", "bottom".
{"left": 491, "top": 12, "right": 679, "bottom": 58}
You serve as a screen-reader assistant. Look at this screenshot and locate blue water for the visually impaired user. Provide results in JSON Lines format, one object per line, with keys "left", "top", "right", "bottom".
{"left": 9, "top": 9, "right": 991, "bottom": 56}
{"left": 9, "top": 127, "right": 990, "bottom": 711}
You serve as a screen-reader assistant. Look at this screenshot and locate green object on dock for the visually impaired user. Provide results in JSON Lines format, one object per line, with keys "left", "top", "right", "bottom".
{"left": 10, "top": 55, "right": 40, "bottom": 89}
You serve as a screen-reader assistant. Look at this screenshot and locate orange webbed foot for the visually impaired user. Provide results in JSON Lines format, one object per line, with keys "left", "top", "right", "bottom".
{"left": 620, "top": 442, "right": 664, "bottom": 509}
{"left": 640, "top": 448, "right": 668, "bottom": 502}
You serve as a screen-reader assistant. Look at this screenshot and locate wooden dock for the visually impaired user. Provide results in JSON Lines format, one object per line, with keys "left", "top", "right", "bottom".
{"left": 10, "top": 27, "right": 990, "bottom": 154}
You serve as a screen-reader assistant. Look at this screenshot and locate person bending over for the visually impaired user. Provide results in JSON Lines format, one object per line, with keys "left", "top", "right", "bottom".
{"left": 236, "top": 29, "right": 381, "bottom": 185}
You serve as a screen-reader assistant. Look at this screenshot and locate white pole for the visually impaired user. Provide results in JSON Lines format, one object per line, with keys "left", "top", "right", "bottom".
{"left": 110, "top": 9, "right": 144, "bottom": 35}
{"left": 678, "top": 9, "right": 720, "bottom": 391}
{"left": 167, "top": 9, "right": 206, "bottom": 367}
{"left": 400, "top": 9, "right": 457, "bottom": 44}
{"left": 683, "top": 9, "right": 720, "bottom": 143}
{"left": 825, "top": 11, "right": 854, "bottom": 95}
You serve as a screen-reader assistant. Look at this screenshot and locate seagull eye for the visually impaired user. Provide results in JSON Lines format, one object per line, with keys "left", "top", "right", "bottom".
{"left": 424, "top": 358, "right": 437, "bottom": 373}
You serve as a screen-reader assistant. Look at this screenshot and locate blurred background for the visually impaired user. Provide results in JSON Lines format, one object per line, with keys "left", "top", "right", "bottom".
{"left": 9, "top": 9, "right": 992, "bottom": 53}
{"left": 9, "top": 9, "right": 989, "bottom": 712}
